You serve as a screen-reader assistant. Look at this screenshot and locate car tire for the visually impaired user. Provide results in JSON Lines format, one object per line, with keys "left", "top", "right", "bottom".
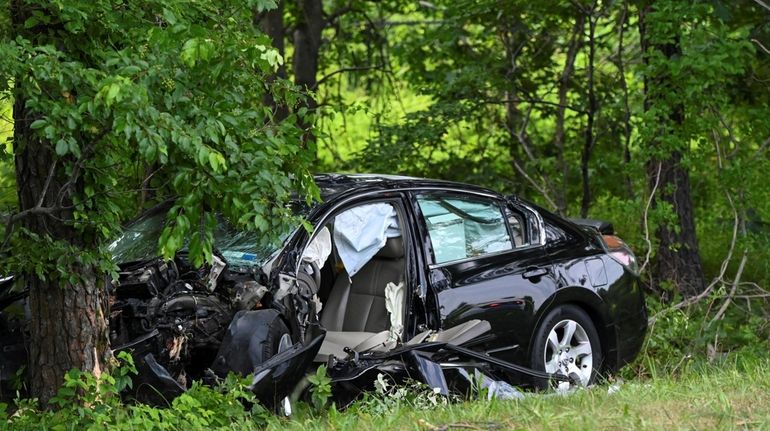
{"left": 211, "top": 309, "right": 291, "bottom": 377}
{"left": 255, "top": 312, "right": 292, "bottom": 365}
{"left": 529, "top": 304, "right": 602, "bottom": 389}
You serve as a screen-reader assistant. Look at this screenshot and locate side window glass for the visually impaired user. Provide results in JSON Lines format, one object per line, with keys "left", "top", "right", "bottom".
{"left": 504, "top": 207, "right": 527, "bottom": 247}
{"left": 417, "top": 195, "right": 512, "bottom": 264}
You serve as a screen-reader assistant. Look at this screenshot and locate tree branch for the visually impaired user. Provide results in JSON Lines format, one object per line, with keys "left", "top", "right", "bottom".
{"left": 751, "top": 0, "right": 770, "bottom": 13}
{"left": 479, "top": 98, "right": 586, "bottom": 114}
{"left": 314, "top": 64, "right": 386, "bottom": 89}
{"left": 708, "top": 251, "right": 748, "bottom": 326}
{"left": 510, "top": 157, "right": 559, "bottom": 210}
{"left": 324, "top": 5, "right": 353, "bottom": 26}
{"left": 639, "top": 162, "right": 661, "bottom": 276}
{"left": 752, "top": 38, "right": 770, "bottom": 55}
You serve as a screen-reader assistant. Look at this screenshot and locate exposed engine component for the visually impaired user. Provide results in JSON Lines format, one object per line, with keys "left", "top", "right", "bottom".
{"left": 108, "top": 255, "right": 270, "bottom": 392}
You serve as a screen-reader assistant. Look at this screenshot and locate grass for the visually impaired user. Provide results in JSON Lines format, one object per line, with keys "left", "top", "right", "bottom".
{"left": 5, "top": 355, "right": 770, "bottom": 430}
{"left": 267, "top": 358, "right": 770, "bottom": 431}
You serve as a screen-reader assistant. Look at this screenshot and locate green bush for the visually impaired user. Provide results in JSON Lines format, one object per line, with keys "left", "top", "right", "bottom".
{"left": 622, "top": 294, "right": 770, "bottom": 381}
{"left": 2, "top": 353, "right": 268, "bottom": 431}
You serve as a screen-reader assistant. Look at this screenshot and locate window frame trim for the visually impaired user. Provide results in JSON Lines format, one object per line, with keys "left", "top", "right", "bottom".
{"left": 415, "top": 191, "right": 516, "bottom": 267}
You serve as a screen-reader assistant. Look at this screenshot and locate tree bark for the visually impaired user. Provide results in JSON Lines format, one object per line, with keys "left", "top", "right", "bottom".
{"left": 554, "top": 13, "right": 585, "bottom": 214}
{"left": 580, "top": 9, "right": 597, "bottom": 219}
{"left": 639, "top": 3, "right": 706, "bottom": 297}
{"left": 293, "top": 0, "right": 324, "bottom": 139}
{"left": 11, "top": 1, "right": 111, "bottom": 406}
{"left": 616, "top": 3, "right": 634, "bottom": 198}
{"left": 256, "top": 2, "right": 289, "bottom": 121}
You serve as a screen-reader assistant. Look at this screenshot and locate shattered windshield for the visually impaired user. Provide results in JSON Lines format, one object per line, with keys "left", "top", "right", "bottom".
{"left": 108, "top": 210, "right": 297, "bottom": 268}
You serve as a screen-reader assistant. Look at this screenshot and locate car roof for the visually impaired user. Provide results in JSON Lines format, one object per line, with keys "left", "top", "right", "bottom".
{"left": 313, "top": 173, "right": 501, "bottom": 200}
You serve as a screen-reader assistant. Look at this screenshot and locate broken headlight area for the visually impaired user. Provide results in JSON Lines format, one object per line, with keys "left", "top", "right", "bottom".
{"left": 107, "top": 253, "right": 274, "bottom": 402}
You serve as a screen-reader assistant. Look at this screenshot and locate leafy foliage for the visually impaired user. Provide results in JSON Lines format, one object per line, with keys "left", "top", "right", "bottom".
{"left": 2, "top": 354, "right": 268, "bottom": 431}
{"left": 307, "top": 364, "right": 332, "bottom": 410}
{"left": 0, "top": 0, "right": 319, "bottom": 278}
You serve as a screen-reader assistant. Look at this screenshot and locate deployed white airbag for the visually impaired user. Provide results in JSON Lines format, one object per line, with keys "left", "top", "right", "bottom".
{"left": 333, "top": 203, "right": 399, "bottom": 276}
{"left": 301, "top": 226, "right": 332, "bottom": 269}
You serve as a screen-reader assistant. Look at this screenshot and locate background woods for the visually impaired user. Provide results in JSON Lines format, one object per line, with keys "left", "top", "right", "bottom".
{"left": 1, "top": 0, "right": 770, "bottom": 405}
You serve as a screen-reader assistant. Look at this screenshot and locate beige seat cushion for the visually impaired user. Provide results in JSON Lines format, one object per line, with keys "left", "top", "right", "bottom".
{"left": 320, "top": 237, "right": 405, "bottom": 333}
{"left": 315, "top": 330, "right": 391, "bottom": 362}
{"left": 316, "top": 237, "right": 405, "bottom": 362}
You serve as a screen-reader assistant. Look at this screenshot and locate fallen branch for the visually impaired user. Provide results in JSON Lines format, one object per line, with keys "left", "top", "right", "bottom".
{"left": 708, "top": 251, "right": 748, "bottom": 326}
{"left": 648, "top": 188, "right": 740, "bottom": 325}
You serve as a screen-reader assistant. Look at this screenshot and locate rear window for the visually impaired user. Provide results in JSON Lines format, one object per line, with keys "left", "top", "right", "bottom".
{"left": 417, "top": 195, "right": 512, "bottom": 264}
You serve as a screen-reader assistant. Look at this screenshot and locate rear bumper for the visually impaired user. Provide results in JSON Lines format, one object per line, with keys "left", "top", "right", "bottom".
{"left": 615, "top": 299, "right": 647, "bottom": 367}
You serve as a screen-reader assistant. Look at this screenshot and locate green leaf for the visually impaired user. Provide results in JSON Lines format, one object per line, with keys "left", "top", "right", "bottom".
{"left": 253, "top": 0, "right": 278, "bottom": 12}
{"left": 208, "top": 152, "right": 226, "bottom": 173}
{"left": 30, "top": 119, "right": 47, "bottom": 129}
{"left": 162, "top": 8, "right": 178, "bottom": 25}
{"left": 55, "top": 139, "right": 68, "bottom": 156}
{"left": 181, "top": 38, "right": 215, "bottom": 67}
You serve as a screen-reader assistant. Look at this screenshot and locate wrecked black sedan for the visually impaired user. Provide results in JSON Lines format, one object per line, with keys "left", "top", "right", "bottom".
{"left": 0, "top": 174, "right": 647, "bottom": 409}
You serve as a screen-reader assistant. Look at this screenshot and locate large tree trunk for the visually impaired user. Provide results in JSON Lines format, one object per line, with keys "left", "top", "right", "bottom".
{"left": 256, "top": 1, "right": 289, "bottom": 121}
{"left": 580, "top": 10, "right": 597, "bottom": 219}
{"left": 293, "top": 0, "right": 323, "bottom": 95}
{"left": 647, "top": 153, "right": 706, "bottom": 297}
{"left": 554, "top": 13, "right": 585, "bottom": 214}
{"left": 293, "top": 0, "right": 324, "bottom": 140}
{"left": 639, "top": 3, "right": 706, "bottom": 298}
{"left": 11, "top": 2, "right": 111, "bottom": 406}
{"left": 26, "top": 269, "right": 109, "bottom": 404}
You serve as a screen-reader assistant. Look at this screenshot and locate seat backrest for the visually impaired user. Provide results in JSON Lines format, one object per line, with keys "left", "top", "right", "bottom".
{"left": 320, "top": 237, "right": 404, "bottom": 332}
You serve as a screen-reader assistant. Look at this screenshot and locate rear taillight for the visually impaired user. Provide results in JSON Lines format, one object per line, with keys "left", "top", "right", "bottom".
{"left": 601, "top": 235, "right": 638, "bottom": 275}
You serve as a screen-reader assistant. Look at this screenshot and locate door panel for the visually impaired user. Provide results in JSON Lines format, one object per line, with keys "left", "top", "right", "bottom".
{"left": 432, "top": 246, "right": 555, "bottom": 362}
{"left": 410, "top": 191, "right": 557, "bottom": 363}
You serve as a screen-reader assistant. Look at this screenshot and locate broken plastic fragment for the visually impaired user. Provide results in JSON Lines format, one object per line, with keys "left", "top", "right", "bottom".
{"left": 207, "top": 255, "right": 226, "bottom": 292}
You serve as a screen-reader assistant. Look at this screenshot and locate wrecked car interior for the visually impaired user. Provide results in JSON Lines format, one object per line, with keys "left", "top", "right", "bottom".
{"left": 1, "top": 175, "right": 647, "bottom": 411}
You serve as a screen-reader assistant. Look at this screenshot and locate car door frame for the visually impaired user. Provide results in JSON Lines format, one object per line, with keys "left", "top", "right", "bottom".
{"left": 408, "top": 189, "right": 557, "bottom": 361}
{"left": 275, "top": 189, "right": 426, "bottom": 343}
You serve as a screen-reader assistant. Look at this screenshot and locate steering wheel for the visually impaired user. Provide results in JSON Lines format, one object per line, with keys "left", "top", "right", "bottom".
{"left": 298, "top": 260, "right": 321, "bottom": 294}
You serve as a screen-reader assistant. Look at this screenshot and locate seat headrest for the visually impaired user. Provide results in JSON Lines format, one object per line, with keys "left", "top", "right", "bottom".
{"left": 376, "top": 236, "right": 404, "bottom": 259}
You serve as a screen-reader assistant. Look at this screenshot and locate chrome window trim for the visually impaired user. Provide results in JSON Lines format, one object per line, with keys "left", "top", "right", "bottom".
{"left": 515, "top": 201, "right": 547, "bottom": 247}
{"left": 296, "top": 186, "right": 541, "bottom": 273}
{"left": 303, "top": 186, "right": 501, "bottom": 245}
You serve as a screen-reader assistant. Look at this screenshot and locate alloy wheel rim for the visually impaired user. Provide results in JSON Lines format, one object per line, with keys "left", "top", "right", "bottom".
{"left": 543, "top": 319, "right": 593, "bottom": 386}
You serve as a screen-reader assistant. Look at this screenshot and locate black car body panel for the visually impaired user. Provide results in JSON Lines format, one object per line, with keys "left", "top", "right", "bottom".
{"left": 0, "top": 174, "right": 647, "bottom": 407}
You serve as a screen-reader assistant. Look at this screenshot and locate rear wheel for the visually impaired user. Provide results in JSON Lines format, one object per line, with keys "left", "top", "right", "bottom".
{"left": 529, "top": 305, "right": 602, "bottom": 388}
